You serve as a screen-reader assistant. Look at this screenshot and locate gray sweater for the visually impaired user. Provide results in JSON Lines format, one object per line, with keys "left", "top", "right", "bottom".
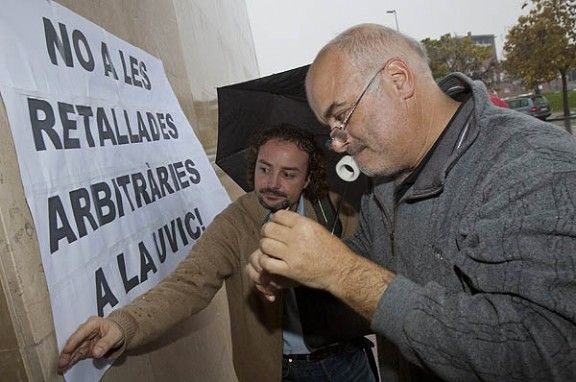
{"left": 348, "top": 73, "right": 576, "bottom": 381}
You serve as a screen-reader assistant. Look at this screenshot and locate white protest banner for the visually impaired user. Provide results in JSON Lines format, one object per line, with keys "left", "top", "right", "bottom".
{"left": 0, "top": 1, "right": 231, "bottom": 380}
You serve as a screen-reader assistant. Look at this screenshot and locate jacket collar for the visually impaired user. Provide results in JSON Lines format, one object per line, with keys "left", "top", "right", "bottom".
{"left": 395, "top": 73, "right": 480, "bottom": 203}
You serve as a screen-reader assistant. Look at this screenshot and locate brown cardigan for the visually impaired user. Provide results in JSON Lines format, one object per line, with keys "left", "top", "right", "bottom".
{"left": 108, "top": 191, "right": 358, "bottom": 381}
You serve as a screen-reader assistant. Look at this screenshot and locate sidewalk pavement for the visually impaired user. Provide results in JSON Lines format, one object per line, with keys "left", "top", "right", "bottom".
{"left": 549, "top": 111, "right": 576, "bottom": 120}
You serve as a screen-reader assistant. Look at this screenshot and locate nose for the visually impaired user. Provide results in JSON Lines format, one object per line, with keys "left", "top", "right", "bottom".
{"left": 326, "top": 138, "right": 347, "bottom": 153}
{"left": 266, "top": 172, "right": 282, "bottom": 189}
{"left": 325, "top": 125, "right": 349, "bottom": 152}
{"left": 327, "top": 128, "right": 349, "bottom": 153}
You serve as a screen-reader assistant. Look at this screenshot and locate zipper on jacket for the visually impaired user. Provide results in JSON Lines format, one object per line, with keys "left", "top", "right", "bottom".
{"left": 373, "top": 194, "right": 396, "bottom": 257}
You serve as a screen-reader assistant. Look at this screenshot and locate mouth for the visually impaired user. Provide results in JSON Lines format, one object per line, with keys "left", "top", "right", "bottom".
{"left": 258, "top": 191, "right": 290, "bottom": 212}
{"left": 263, "top": 194, "right": 285, "bottom": 202}
{"left": 260, "top": 189, "right": 287, "bottom": 200}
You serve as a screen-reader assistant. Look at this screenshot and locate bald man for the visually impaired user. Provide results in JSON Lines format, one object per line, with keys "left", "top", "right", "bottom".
{"left": 249, "top": 24, "right": 576, "bottom": 381}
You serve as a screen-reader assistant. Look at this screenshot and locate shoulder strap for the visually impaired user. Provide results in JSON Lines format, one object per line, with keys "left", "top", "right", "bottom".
{"left": 312, "top": 195, "right": 343, "bottom": 238}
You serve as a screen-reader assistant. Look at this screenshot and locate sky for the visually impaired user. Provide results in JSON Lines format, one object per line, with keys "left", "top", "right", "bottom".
{"left": 245, "top": 0, "right": 529, "bottom": 76}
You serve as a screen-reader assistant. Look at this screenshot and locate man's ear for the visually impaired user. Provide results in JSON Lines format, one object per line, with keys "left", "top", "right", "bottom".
{"left": 385, "top": 58, "right": 415, "bottom": 100}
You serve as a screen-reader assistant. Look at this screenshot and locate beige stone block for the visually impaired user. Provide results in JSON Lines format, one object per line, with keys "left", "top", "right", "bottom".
{"left": 0, "top": 91, "right": 59, "bottom": 380}
{"left": 0, "top": 348, "right": 27, "bottom": 382}
{"left": 0, "top": 280, "right": 18, "bottom": 352}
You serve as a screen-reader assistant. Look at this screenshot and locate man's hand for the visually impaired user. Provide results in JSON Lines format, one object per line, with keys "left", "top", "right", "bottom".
{"left": 247, "top": 249, "right": 298, "bottom": 302}
{"left": 258, "top": 210, "right": 395, "bottom": 319}
{"left": 258, "top": 210, "right": 353, "bottom": 291}
{"left": 57, "top": 316, "right": 124, "bottom": 374}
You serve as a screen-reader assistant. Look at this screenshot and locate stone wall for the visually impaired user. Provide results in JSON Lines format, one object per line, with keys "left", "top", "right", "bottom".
{"left": 0, "top": 1, "right": 257, "bottom": 380}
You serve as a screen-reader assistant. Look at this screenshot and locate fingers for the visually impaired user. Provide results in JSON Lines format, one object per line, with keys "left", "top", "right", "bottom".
{"left": 247, "top": 250, "right": 282, "bottom": 302}
{"left": 258, "top": 250, "right": 289, "bottom": 276}
{"left": 255, "top": 279, "right": 279, "bottom": 302}
{"left": 257, "top": 211, "right": 348, "bottom": 291}
{"left": 248, "top": 265, "right": 280, "bottom": 302}
{"left": 261, "top": 220, "right": 293, "bottom": 245}
{"left": 259, "top": 236, "right": 288, "bottom": 260}
{"left": 247, "top": 253, "right": 265, "bottom": 290}
{"left": 248, "top": 249, "right": 264, "bottom": 274}
{"left": 57, "top": 316, "right": 123, "bottom": 373}
{"left": 268, "top": 209, "right": 299, "bottom": 227}
{"left": 60, "top": 317, "right": 100, "bottom": 354}
{"left": 263, "top": 212, "right": 327, "bottom": 245}
{"left": 58, "top": 329, "right": 97, "bottom": 373}
{"left": 91, "top": 321, "right": 123, "bottom": 357}
{"left": 57, "top": 352, "right": 73, "bottom": 373}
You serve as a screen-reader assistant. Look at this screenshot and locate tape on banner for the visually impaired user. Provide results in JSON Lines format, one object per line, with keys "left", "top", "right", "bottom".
{"left": 336, "top": 155, "right": 360, "bottom": 182}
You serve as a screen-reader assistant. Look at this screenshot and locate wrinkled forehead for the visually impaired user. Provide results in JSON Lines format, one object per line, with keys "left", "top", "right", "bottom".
{"left": 306, "top": 50, "right": 358, "bottom": 120}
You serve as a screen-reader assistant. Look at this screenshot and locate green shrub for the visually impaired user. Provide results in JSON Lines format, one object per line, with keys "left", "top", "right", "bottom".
{"left": 543, "top": 90, "right": 576, "bottom": 114}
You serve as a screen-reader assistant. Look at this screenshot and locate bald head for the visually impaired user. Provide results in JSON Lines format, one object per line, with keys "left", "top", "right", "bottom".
{"left": 315, "top": 23, "right": 431, "bottom": 79}
{"left": 305, "top": 24, "right": 435, "bottom": 122}
{"left": 305, "top": 23, "right": 435, "bottom": 125}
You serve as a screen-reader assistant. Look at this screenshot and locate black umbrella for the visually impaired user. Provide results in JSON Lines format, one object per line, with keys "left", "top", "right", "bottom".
{"left": 216, "top": 65, "right": 368, "bottom": 209}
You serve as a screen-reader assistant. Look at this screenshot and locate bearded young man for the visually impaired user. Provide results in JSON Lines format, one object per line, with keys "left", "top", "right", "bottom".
{"left": 58, "top": 125, "right": 375, "bottom": 381}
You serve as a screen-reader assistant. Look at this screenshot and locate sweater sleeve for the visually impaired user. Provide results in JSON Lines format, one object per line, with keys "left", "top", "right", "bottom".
{"left": 373, "top": 152, "right": 576, "bottom": 381}
{"left": 108, "top": 202, "right": 244, "bottom": 351}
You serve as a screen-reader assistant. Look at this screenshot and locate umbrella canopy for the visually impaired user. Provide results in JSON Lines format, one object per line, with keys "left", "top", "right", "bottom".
{"left": 216, "top": 65, "right": 368, "bottom": 208}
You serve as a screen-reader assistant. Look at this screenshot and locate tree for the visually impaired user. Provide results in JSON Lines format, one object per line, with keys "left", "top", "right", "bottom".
{"left": 421, "top": 34, "right": 496, "bottom": 84}
{"left": 503, "top": 0, "right": 576, "bottom": 124}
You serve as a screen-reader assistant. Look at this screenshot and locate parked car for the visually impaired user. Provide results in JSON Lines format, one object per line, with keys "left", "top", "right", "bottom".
{"left": 505, "top": 94, "right": 552, "bottom": 120}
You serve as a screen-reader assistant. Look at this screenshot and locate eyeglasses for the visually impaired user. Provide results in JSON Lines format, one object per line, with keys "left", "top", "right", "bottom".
{"left": 327, "top": 61, "right": 391, "bottom": 149}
